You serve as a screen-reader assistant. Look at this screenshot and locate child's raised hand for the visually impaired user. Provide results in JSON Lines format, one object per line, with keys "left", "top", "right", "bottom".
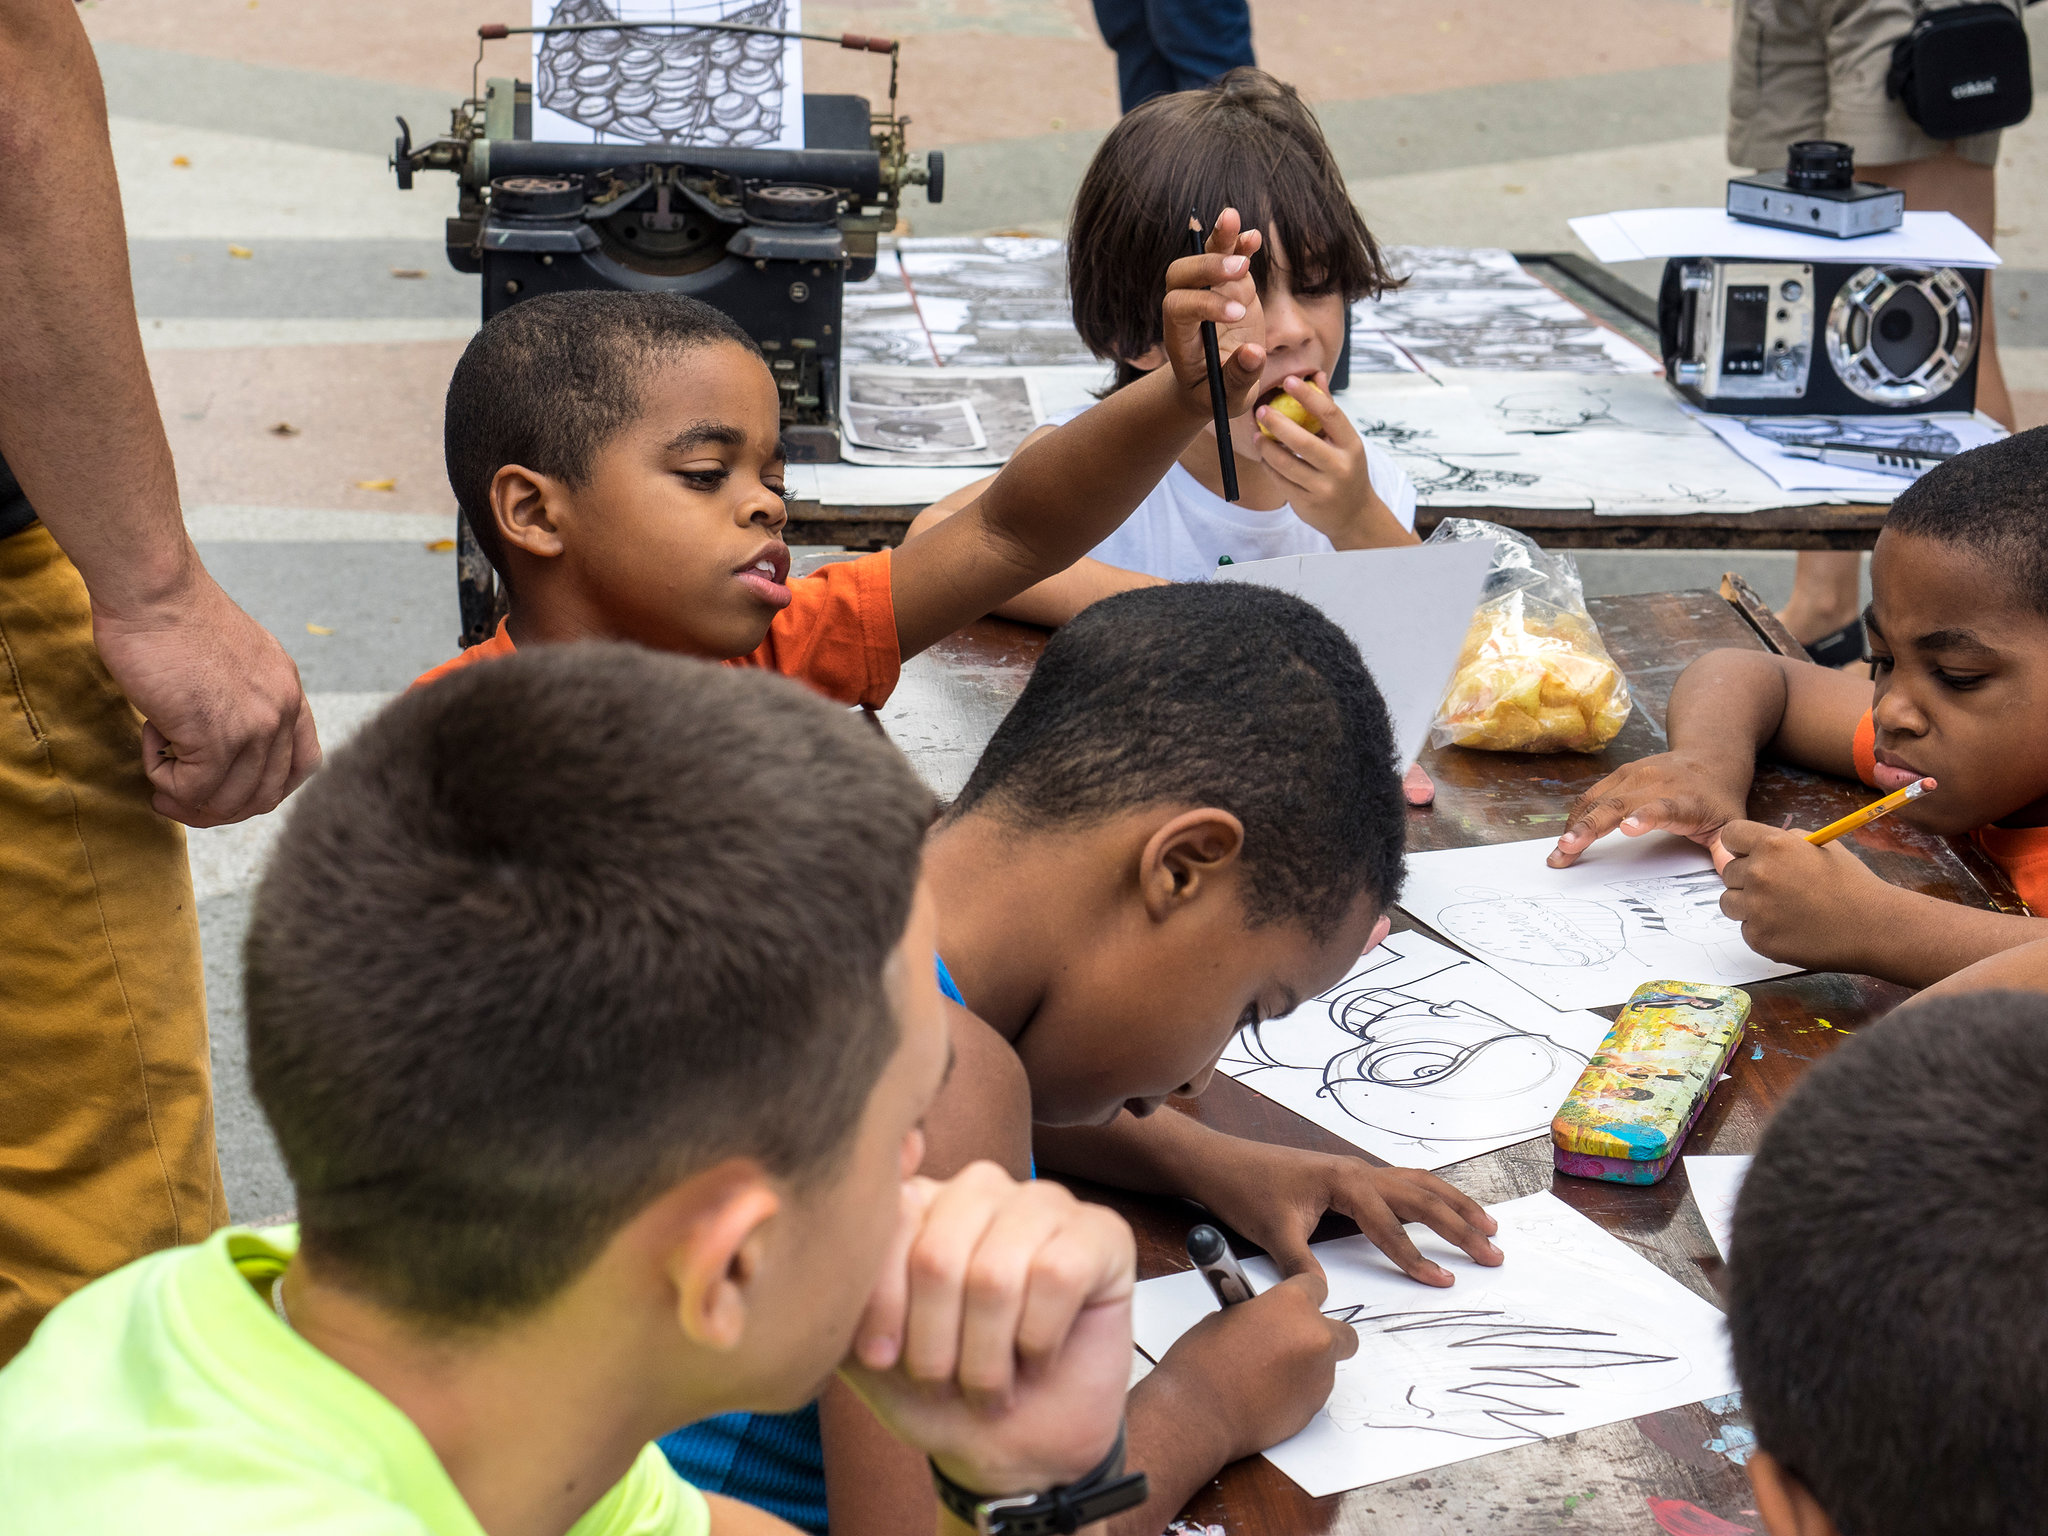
{"left": 1252, "top": 373, "right": 1402, "bottom": 545}
{"left": 1141, "top": 1268, "right": 1356, "bottom": 1463}
{"left": 839, "top": 1162, "right": 1135, "bottom": 1502}
{"left": 1548, "top": 749, "right": 1753, "bottom": 868}
{"left": 1714, "top": 820, "right": 1899, "bottom": 972}
{"left": 1159, "top": 208, "right": 1267, "bottom": 423}
{"left": 1179, "top": 1139, "right": 1500, "bottom": 1287}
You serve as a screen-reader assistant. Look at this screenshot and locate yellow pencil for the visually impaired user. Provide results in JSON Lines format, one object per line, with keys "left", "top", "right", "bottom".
{"left": 1805, "top": 777, "right": 1937, "bottom": 845}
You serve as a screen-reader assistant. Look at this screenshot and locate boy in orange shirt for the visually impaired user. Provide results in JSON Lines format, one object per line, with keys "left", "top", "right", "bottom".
{"left": 416, "top": 215, "right": 1271, "bottom": 696}
{"left": 1547, "top": 427, "right": 2048, "bottom": 988}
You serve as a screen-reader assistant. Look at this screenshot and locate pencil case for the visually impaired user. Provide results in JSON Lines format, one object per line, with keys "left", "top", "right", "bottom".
{"left": 1551, "top": 981, "right": 1750, "bottom": 1184}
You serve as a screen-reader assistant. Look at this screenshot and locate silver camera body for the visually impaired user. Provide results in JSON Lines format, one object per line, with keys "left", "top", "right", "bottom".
{"left": 1659, "top": 257, "right": 1983, "bottom": 415}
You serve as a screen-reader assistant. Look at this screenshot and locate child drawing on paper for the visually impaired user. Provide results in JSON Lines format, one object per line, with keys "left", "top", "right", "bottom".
{"left": 1319, "top": 1304, "right": 1684, "bottom": 1441}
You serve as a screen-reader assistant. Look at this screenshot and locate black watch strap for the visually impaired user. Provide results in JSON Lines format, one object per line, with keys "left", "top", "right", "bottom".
{"left": 929, "top": 1421, "right": 1150, "bottom": 1536}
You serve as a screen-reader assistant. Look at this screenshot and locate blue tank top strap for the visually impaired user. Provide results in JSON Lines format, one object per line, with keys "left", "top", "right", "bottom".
{"left": 659, "top": 1405, "right": 828, "bottom": 1534}
{"left": 934, "top": 952, "right": 965, "bottom": 1005}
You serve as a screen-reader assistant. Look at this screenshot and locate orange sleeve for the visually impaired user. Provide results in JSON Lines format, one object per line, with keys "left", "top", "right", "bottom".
{"left": 1850, "top": 709, "right": 1879, "bottom": 788}
{"left": 730, "top": 550, "right": 901, "bottom": 709}
{"left": 1973, "top": 827, "right": 2048, "bottom": 915}
{"left": 410, "top": 618, "right": 517, "bottom": 689}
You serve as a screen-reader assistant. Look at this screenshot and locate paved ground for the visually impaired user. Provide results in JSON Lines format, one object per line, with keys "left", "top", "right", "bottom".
{"left": 74, "top": 0, "right": 2037, "bottom": 1216}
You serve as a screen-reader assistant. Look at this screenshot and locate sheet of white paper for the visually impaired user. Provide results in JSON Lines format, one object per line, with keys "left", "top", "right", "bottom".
{"left": 1220, "top": 930, "right": 1612, "bottom": 1170}
{"left": 1332, "top": 377, "right": 1788, "bottom": 515}
{"left": 1688, "top": 411, "right": 2008, "bottom": 496}
{"left": 532, "top": 0, "right": 804, "bottom": 149}
{"left": 1397, "top": 834, "right": 1801, "bottom": 1011}
{"left": 1569, "top": 208, "right": 1999, "bottom": 267}
{"left": 838, "top": 366, "right": 1046, "bottom": 466}
{"left": 1684, "top": 1155, "right": 1753, "bottom": 1261}
{"left": 1211, "top": 543, "right": 1494, "bottom": 768}
{"left": 1131, "top": 1192, "right": 1738, "bottom": 1498}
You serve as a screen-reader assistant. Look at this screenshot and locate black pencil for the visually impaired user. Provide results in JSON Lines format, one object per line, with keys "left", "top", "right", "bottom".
{"left": 1186, "top": 211, "right": 1240, "bottom": 503}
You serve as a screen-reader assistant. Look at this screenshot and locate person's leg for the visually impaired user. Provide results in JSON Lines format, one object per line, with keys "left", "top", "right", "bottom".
{"left": 1143, "top": 0, "right": 1256, "bottom": 95}
{"left": 1091, "top": 0, "right": 1178, "bottom": 114}
{"left": 1851, "top": 154, "right": 2011, "bottom": 429}
{"left": 0, "top": 521, "right": 225, "bottom": 1364}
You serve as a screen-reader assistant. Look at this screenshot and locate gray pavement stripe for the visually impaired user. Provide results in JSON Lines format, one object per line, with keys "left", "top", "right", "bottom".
{"left": 188, "top": 506, "right": 457, "bottom": 540}
{"left": 133, "top": 239, "right": 472, "bottom": 320}
{"left": 97, "top": 41, "right": 458, "bottom": 158}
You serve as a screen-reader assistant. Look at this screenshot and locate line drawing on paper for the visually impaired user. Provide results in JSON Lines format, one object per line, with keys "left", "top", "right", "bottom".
{"left": 1430, "top": 873, "right": 1757, "bottom": 983}
{"left": 1319, "top": 1305, "right": 1684, "bottom": 1442}
{"left": 1607, "top": 869, "right": 1745, "bottom": 973}
{"left": 537, "top": 0, "right": 791, "bottom": 146}
{"left": 1227, "top": 961, "right": 1591, "bottom": 1147}
{"left": 1494, "top": 386, "right": 1618, "bottom": 432}
{"left": 1742, "top": 415, "right": 1963, "bottom": 455}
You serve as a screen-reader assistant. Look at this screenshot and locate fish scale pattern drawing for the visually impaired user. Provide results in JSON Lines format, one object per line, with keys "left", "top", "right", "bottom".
{"left": 536, "top": 0, "right": 793, "bottom": 146}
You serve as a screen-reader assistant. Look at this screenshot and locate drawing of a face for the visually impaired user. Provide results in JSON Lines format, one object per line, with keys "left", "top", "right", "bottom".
{"left": 1320, "top": 1305, "right": 1683, "bottom": 1441}
{"left": 1437, "top": 895, "right": 1625, "bottom": 968}
{"left": 1318, "top": 990, "right": 1587, "bottom": 1140}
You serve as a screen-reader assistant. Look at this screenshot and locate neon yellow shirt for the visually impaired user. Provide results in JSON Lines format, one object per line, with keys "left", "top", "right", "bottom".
{"left": 0, "top": 1226, "right": 710, "bottom": 1536}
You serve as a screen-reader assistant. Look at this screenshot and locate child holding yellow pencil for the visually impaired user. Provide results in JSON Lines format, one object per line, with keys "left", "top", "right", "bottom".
{"left": 1548, "top": 429, "right": 2048, "bottom": 989}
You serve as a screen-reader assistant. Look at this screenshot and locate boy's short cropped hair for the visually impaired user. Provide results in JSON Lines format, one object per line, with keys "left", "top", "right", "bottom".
{"left": 1728, "top": 992, "right": 2048, "bottom": 1536}
{"left": 444, "top": 290, "right": 763, "bottom": 581}
{"left": 949, "top": 582, "right": 1405, "bottom": 939}
{"left": 1883, "top": 424, "right": 2048, "bottom": 618}
{"left": 246, "top": 644, "right": 934, "bottom": 1327}
{"left": 1067, "top": 67, "right": 1395, "bottom": 389}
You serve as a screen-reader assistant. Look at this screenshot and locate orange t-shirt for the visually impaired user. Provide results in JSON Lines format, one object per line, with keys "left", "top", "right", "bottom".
{"left": 410, "top": 550, "right": 901, "bottom": 709}
{"left": 1850, "top": 709, "right": 2048, "bottom": 911}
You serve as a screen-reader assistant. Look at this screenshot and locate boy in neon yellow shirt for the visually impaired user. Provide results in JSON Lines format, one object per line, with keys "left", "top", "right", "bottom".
{"left": 0, "top": 646, "right": 1150, "bottom": 1536}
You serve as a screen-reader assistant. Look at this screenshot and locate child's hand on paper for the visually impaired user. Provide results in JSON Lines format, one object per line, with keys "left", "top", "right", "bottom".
{"left": 1160, "top": 207, "right": 1267, "bottom": 424}
{"left": 1548, "top": 749, "right": 1753, "bottom": 868}
{"left": 839, "top": 1163, "right": 1135, "bottom": 1501}
{"left": 1183, "top": 1138, "right": 1501, "bottom": 1287}
{"left": 1138, "top": 1268, "right": 1355, "bottom": 1462}
{"left": 1252, "top": 372, "right": 1408, "bottom": 548}
{"left": 1713, "top": 820, "right": 1900, "bottom": 973}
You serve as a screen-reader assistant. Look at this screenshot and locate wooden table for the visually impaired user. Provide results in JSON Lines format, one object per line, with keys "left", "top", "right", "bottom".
{"left": 877, "top": 581, "right": 2015, "bottom": 1536}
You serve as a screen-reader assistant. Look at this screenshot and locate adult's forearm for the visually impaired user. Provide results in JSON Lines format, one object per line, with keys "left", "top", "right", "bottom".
{"left": 0, "top": 0, "right": 196, "bottom": 616}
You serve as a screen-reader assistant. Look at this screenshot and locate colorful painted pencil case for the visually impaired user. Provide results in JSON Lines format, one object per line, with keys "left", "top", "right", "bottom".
{"left": 1551, "top": 981, "right": 1751, "bottom": 1184}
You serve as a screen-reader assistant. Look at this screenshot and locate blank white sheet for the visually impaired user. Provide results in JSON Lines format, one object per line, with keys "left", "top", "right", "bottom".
{"left": 1684, "top": 1154, "right": 1753, "bottom": 1261}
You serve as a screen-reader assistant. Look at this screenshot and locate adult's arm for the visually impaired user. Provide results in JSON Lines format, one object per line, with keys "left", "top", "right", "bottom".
{"left": 0, "top": 0, "right": 317, "bottom": 825}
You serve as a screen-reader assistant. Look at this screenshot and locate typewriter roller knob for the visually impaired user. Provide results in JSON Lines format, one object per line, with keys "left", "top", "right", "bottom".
{"left": 925, "top": 151, "right": 944, "bottom": 206}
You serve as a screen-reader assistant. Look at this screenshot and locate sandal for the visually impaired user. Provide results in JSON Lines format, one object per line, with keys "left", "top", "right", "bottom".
{"left": 1805, "top": 617, "right": 1868, "bottom": 668}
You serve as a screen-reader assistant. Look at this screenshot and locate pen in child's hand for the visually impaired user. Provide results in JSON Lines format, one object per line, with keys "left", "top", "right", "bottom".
{"left": 1185, "top": 212, "right": 1240, "bottom": 504}
{"left": 1186, "top": 1223, "right": 1255, "bottom": 1308}
{"left": 1805, "top": 777, "right": 1936, "bottom": 845}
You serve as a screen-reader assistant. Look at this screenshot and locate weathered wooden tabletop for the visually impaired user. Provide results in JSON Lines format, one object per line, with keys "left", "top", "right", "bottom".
{"left": 875, "top": 586, "right": 2008, "bottom": 1536}
{"left": 788, "top": 501, "right": 1890, "bottom": 555}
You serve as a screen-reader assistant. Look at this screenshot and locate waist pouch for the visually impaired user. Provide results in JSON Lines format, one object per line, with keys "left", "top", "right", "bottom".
{"left": 1887, "top": 3, "right": 2033, "bottom": 139}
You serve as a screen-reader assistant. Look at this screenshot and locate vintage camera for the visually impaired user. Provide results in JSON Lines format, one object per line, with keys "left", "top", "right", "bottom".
{"left": 1726, "top": 140, "right": 1904, "bottom": 239}
{"left": 1659, "top": 257, "right": 1982, "bottom": 414}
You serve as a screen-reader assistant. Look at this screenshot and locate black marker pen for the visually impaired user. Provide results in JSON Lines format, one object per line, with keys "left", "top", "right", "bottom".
{"left": 1186, "top": 1224, "right": 1255, "bottom": 1308}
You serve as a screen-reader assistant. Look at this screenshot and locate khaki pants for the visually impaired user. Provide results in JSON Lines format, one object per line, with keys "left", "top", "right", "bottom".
{"left": 0, "top": 521, "right": 225, "bottom": 1363}
{"left": 1728, "top": 0, "right": 2009, "bottom": 169}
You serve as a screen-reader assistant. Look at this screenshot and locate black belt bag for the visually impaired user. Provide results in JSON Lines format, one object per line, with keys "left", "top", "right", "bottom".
{"left": 1887, "top": 3, "right": 2034, "bottom": 139}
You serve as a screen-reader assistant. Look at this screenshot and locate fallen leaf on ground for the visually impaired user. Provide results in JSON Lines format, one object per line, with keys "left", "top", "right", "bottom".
{"left": 424, "top": 538, "right": 456, "bottom": 552}
{"left": 353, "top": 477, "right": 397, "bottom": 492}
{"left": 389, "top": 267, "right": 429, "bottom": 279}
{"left": 305, "top": 623, "right": 334, "bottom": 636}
{"left": 228, "top": 245, "right": 254, "bottom": 259}
{"left": 268, "top": 422, "right": 300, "bottom": 437}
{"left": 171, "top": 155, "right": 191, "bottom": 168}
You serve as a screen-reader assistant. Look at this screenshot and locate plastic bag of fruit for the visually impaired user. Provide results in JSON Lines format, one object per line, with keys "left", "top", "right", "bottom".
{"left": 1427, "top": 519, "right": 1632, "bottom": 754}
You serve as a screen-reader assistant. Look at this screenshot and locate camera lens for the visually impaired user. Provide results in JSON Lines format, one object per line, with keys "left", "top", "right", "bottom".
{"left": 1786, "top": 140, "right": 1855, "bottom": 192}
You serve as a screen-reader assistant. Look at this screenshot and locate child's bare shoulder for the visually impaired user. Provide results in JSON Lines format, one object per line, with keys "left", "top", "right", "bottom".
{"left": 920, "top": 1001, "right": 1032, "bottom": 1180}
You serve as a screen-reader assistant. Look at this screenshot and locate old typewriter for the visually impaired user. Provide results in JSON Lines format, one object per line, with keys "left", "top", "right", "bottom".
{"left": 393, "top": 15, "right": 941, "bottom": 641}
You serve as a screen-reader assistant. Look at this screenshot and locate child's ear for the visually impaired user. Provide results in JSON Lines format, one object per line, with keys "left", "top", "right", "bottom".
{"left": 1138, "top": 808, "right": 1246, "bottom": 920}
{"left": 1746, "top": 1449, "right": 1843, "bottom": 1536}
{"left": 491, "top": 463, "right": 568, "bottom": 561}
{"left": 652, "top": 1166, "right": 783, "bottom": 1352}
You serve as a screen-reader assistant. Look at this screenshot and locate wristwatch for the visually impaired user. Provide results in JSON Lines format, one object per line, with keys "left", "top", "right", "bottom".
{"left": 929, "top": 1421, "right": 1149, "bottom": 1535}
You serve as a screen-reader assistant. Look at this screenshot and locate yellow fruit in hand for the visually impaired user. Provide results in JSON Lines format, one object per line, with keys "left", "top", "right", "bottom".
{"left": 1257, "top": 387, "right": 1322, "bottom": 440}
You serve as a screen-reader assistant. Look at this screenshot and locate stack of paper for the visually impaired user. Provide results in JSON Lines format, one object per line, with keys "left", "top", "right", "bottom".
{"left": 1689, "top": 410, "right": 2007, "bottom": 497}
{"left": 1569, "top": 208, "right": 2000, "bottom": 267}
